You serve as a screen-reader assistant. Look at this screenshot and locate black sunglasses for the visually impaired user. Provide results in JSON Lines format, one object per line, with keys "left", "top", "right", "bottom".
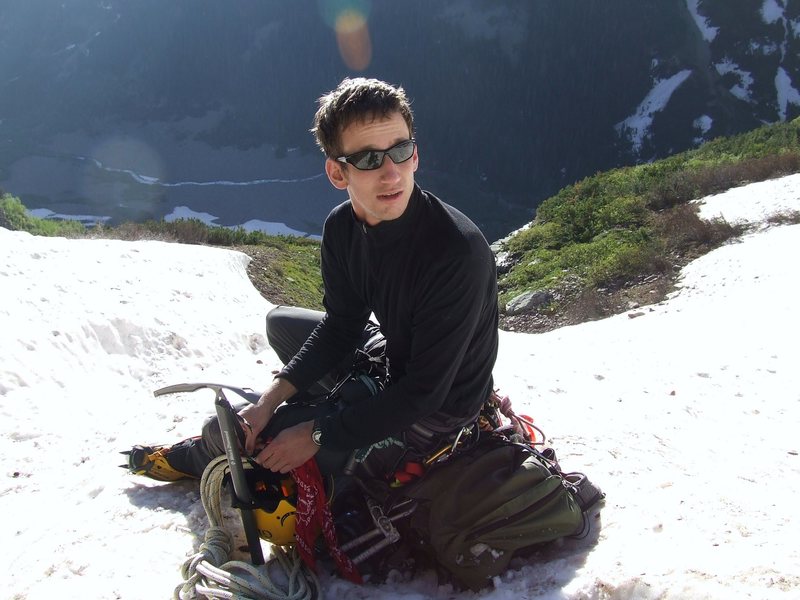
{"left": 335, "top": 138, "right": 416, "bottom": 171}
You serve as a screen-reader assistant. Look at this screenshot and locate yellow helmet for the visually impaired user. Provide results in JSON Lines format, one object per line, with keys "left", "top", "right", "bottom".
{"left": 246, "top": 468, "right": 297, "bottom": 547}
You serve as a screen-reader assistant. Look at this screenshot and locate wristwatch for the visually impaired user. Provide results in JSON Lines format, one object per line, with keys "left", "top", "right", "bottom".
{"left": 311, "top": 420, "right": 323, "bottom": 447}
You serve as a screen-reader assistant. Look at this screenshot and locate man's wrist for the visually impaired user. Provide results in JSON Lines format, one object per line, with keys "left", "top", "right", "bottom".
{"left": 259, "top": 376, "right": 297, "bottom": 409}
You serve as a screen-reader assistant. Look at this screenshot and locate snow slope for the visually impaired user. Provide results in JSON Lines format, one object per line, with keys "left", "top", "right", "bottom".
{"left": 1, "top": 174, "right": 798, "bottom": 599}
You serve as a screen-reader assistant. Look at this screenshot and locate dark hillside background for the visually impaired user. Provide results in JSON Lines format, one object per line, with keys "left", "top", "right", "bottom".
{"left": 1, "top": 0, "right": 797, "bottom": 242}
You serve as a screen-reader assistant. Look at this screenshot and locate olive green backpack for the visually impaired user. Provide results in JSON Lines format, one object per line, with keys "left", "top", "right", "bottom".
{"left": 402, "top": 436, "right": 595, "bottom": 590}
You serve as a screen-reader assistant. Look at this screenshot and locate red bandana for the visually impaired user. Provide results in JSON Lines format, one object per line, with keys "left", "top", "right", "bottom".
{"left": 292, "top": 459, "right": 362, "bottom": 584}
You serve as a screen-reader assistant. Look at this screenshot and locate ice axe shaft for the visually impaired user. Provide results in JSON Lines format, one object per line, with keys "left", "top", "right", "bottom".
{"left": 214, "top": 390, "right": 265, "bottom": 565}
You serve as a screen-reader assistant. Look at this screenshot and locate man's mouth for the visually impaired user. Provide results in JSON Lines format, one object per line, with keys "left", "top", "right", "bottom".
{"left": 378, "top": 191, "right": 402, "bottom": 201}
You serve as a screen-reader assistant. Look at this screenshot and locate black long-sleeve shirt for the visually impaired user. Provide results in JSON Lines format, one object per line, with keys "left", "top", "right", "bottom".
{"left": 280, "top": 185, "right": 499, "bottom": 450}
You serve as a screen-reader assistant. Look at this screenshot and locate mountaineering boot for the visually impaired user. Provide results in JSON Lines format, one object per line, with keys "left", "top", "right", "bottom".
{"left": 563, "top": 472, "right": 606, "bottom": 544}
{"left": 121, "top": 444, "right": 198, "bottom": 482}
{"left": 564, "top": 472, "right": 605, "bottom": 513}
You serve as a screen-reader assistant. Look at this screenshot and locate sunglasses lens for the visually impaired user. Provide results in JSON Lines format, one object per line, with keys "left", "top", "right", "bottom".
{"left": 347, "top": 151, "right": 379, "bottom": 170}
{"left": 346, "top": 140, "right": 415, "bottom": 170}
{"left": 387, "top": 140, "right": 415, "bottom": 164}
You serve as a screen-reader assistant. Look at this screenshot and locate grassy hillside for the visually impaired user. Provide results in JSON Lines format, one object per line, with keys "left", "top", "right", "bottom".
{"left": 3, "top": 117, "right": 799, "bottom": 332}
{"left": 497, "top": 117, "right": 800, "bottom": 331}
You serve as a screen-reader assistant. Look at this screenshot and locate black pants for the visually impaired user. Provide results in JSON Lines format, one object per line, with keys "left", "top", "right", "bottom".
{"left": 264, "top": 305, "right": 370, "bottom": 394}
{"left": 169, "top": 306, "right": 391, "bottom": 477}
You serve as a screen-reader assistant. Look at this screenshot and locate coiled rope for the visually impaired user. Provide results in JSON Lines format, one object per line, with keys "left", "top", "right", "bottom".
{"left": 174, "top": 455, "right": 320, "bottom": 600}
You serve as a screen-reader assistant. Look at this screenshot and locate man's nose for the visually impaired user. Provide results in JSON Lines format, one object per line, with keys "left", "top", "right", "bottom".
{"left": 378, "top": 156, "right": 401, "bottom": 179}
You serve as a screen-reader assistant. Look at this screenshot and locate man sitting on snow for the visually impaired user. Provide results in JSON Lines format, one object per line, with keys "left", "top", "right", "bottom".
{"left": 125, "top": 76, "right": 499, "bottom": 482}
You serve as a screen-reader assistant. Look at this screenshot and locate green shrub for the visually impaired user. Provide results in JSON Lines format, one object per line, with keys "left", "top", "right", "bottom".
{"left": 505, "top": 221, "right": 567, "bottom": 252}
{"left": 0, "top": 194, "right": 86, "bottom": 237}
{"left": 646, "top": 151, "right": 800, "bottom": 210}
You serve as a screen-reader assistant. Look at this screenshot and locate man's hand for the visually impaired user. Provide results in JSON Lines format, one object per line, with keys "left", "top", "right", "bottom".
{"left": 254, "top": 420, "right": 320, "bottom": 473}
{"left": 238, "top": 376, "right": 297, "bottom": 455}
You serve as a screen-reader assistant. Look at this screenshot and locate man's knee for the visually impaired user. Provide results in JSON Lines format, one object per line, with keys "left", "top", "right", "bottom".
{"left": 265, "top": 305, "right": 289, "bottom": 332}
{"left": 265, "top": 305, "right": 290, "bottom": 348}
{"left": 266, "top": 305, "right": 325, "bottom": 363}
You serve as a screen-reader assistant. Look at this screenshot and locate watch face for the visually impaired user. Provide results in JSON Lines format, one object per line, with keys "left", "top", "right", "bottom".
{"left": 312, "top": 429, "right": 323, "bottom": 446}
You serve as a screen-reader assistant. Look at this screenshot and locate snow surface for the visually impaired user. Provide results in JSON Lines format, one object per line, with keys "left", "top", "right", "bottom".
{"left": 1, "top": 174, "right": 799, "bottom": 599}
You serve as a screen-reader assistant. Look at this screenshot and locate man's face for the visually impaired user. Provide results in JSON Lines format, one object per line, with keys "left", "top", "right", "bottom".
{"left": 324, "top": 112, "right": 418, "bottom": 226}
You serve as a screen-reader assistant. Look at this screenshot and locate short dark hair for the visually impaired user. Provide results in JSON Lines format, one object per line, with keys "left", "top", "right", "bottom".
{"left": 311, "top": 77, "right": 414, "bottom": 158}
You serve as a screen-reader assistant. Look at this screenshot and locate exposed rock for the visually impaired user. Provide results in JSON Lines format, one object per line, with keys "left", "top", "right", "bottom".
{"left": 505, "top": 290, "right": 554, "bottom": 316}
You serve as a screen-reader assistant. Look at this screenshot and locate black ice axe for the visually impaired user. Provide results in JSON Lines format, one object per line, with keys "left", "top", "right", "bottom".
{"left": 153, "top": 382, "right": 265, "bottom": 565}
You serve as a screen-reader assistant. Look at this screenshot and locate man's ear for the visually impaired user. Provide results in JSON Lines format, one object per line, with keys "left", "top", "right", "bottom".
{"left": 325, "top": 158, "right": 349, "bottom": 190}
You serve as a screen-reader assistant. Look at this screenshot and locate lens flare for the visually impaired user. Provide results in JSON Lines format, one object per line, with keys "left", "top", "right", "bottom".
{"left": 334, "top": 10, "right": 371, "bottom": 71}
{"left": 318, "top": 0, "right": 372, "bottom": 71}
{"left": 85, "top": 136, "right": 166, "bottom": 214}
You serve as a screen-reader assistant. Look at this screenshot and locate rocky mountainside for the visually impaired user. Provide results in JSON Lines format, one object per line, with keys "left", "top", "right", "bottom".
{"left": 1, "top": 0, "right": 797, "bottom": 241}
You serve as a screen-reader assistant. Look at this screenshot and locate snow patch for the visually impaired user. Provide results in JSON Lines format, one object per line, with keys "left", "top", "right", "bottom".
{"left": 164, "top": 205, "right": 219, "bottom": 226}
{"left": 760, "top": 0, "right": 785, "bottom": 25}
{"left": 692, "top": 114, "right": 712, "bottom": 144}
{"left": 714, "top": 59, "right": 755, "bottom": 102}
{"left": 240, "top": 219, "right": 321, "bottom": 239}
{"left": 694, "top": 172, "right": 800, "bottom": 226}
{"left": 615, "top": 70, "right": 693, "bottom": 154}
{"left": 685, "top": 0, "right": 718, "bottom": 42}
{"left": 27, "top": 208, "right": 112, "bottom": 225}
{"left": 775, "top": 67, "right": 800, "bottom": 121}
{"left": 163, "top": 206, "right": 320, "bottom": 239}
